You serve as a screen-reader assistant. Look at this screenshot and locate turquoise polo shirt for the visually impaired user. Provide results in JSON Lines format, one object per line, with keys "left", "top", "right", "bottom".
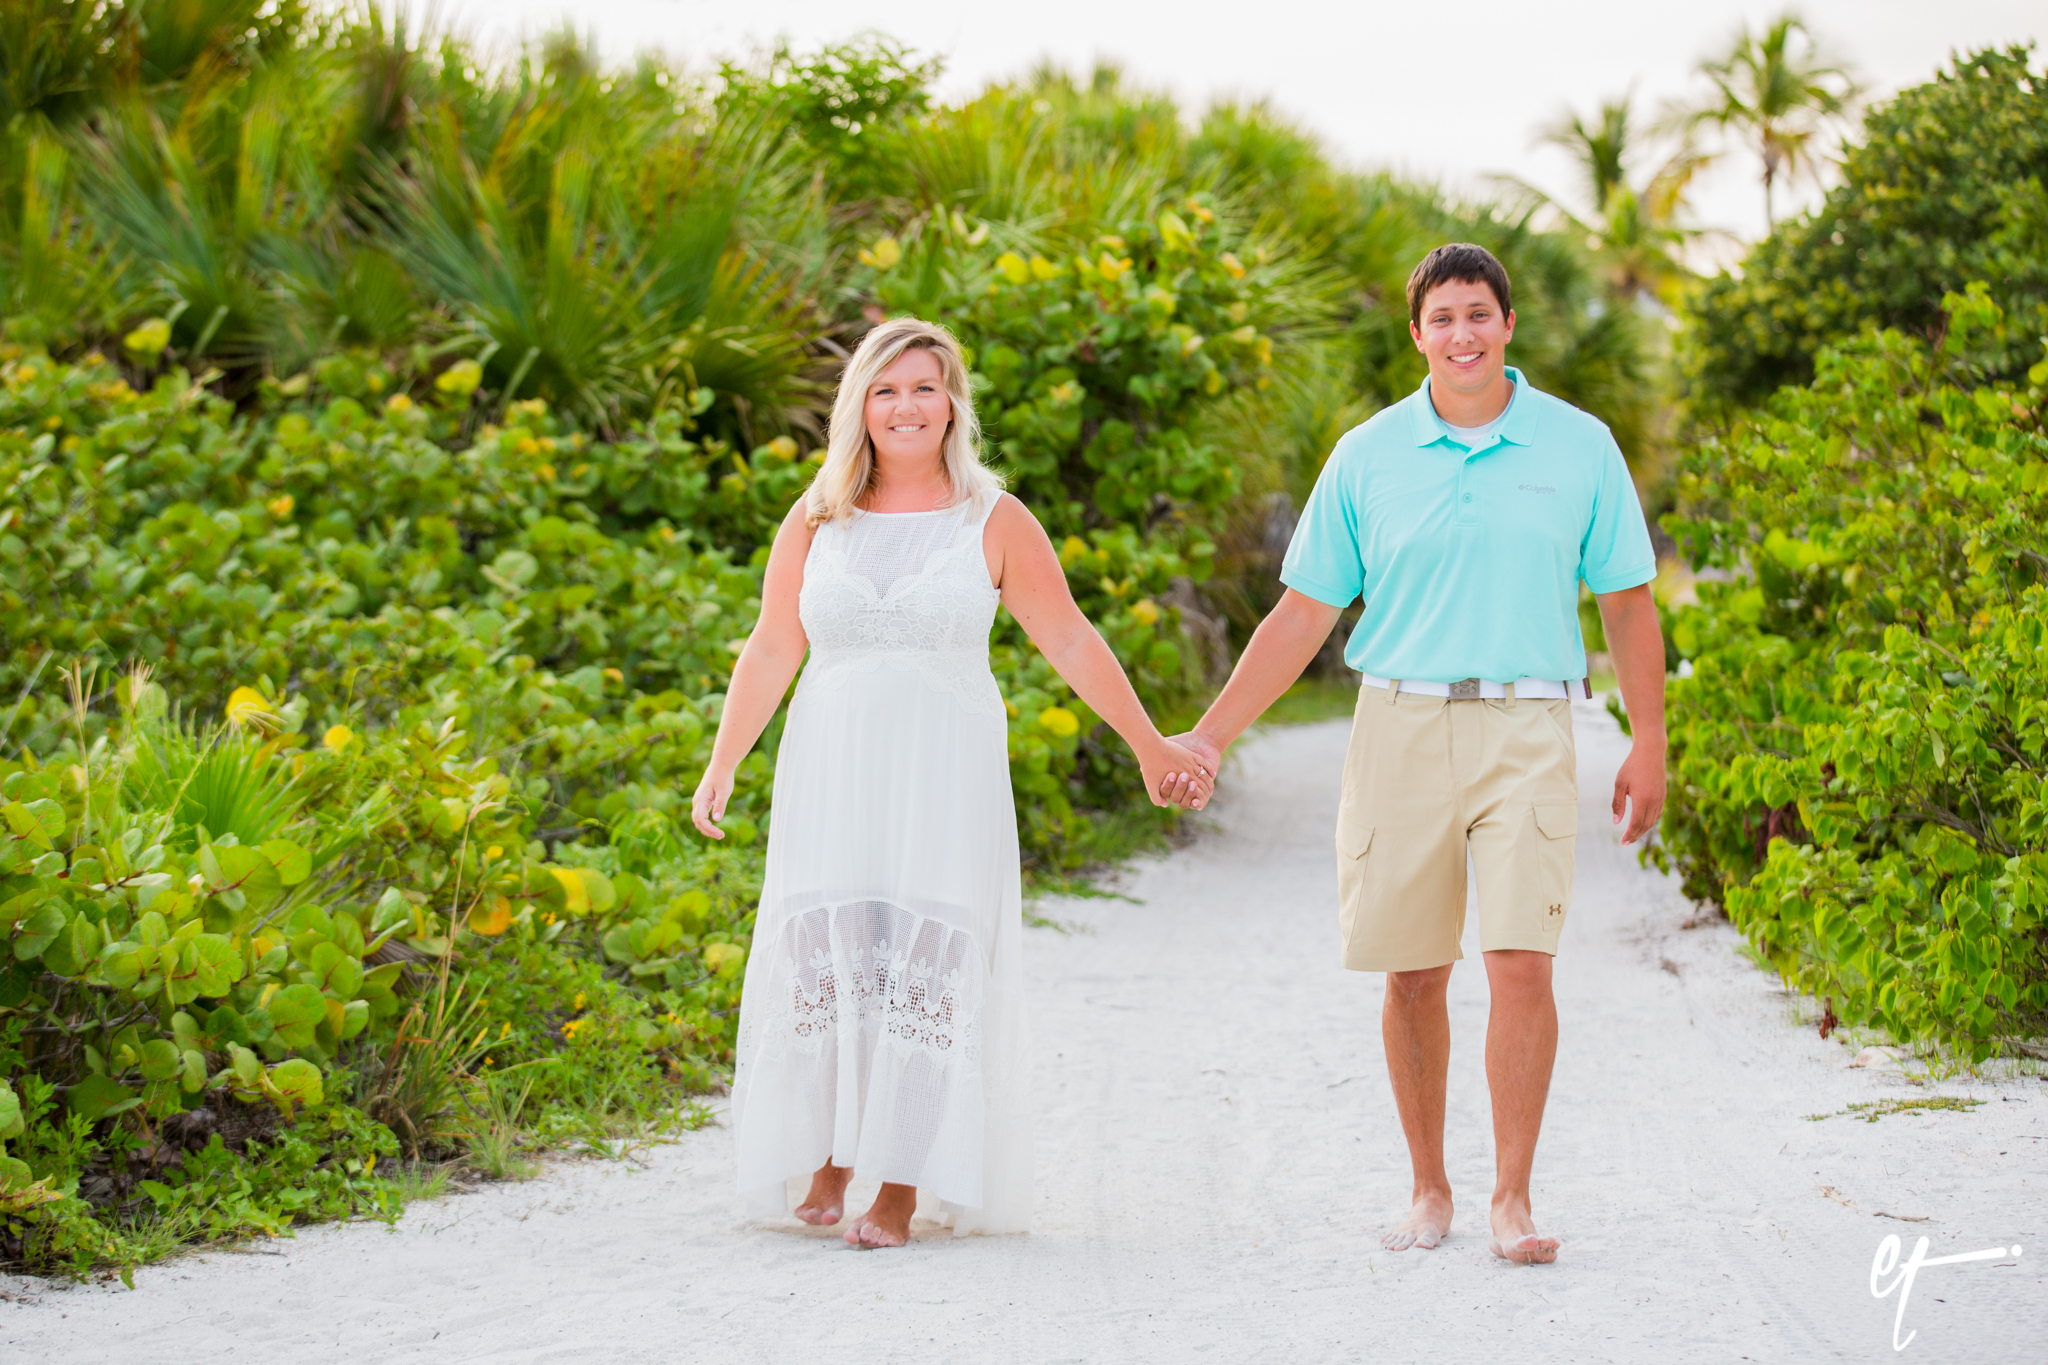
{"left": 1280, "top": 368, "right": 1655, "bottom": 683}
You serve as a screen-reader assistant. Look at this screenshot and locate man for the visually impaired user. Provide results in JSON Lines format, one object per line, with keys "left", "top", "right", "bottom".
{"left": 1173, "top": 243, "right": 1666, "bottom": 1265}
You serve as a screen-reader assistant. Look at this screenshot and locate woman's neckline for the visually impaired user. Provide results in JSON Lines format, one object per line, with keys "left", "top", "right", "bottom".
{"left": 854, "top": 504, "right": 952, "bottom": 517}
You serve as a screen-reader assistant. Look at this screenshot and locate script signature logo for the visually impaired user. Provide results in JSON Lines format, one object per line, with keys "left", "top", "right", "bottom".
{"left": 1869, "top": 1233, "right": 2023, "bottom": 1350}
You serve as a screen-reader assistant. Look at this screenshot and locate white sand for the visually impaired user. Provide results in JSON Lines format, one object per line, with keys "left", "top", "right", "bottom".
{"left": 6, "top": 704, "right": 2043, "bottom": 1361}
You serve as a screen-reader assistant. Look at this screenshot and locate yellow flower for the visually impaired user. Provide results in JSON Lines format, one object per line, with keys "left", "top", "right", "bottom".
{"left": 1129, "top": 599, "right": 1161, "bottom": 627}
{"left": 1037, "top": 706, "right": 1081, "bottom": 738}
{"left": 1219, "top": 252, "right": 1246, "bottom": 280}
{"left": 485, "top": 844, "right": 504, "bottom": 860}
{"left": 266, "top": 494, "right": 295, "bottom": 518}
{"left": 322, "top": 724, "right": 354, "bottom": 751}
{"left": 858, "top": 236, "right": 902, "bottom": 270}
{"left": 225, "top": 687, "right": 274, "bottom": 729}
{"left": 602, "top": 668, "right": 623, "bottom": 683}
{"left": 996, "top": 252, "right": 1030, "bottom": 285}
{"left": 385, "top": 393, "right": 414, "bottom": 414}
{"left": 123, "top": 318, "right": 171, "bottom": 358}
{"left": 1029, "top": 255, "right": 1060, "bottom": 282}
{"left": 435, "top": 359, "right": 483, "bottom": 397}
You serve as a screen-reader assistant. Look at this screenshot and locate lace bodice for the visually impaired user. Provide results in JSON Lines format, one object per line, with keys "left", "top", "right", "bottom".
{"left": 796, "top": 496, "right": 1003, "bottom": 713}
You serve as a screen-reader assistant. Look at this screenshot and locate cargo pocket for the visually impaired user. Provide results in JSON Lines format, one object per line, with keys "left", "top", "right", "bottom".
{"left": 1532, "top": 800, "right": 1577, "bottom": 936}
{"left": 1335, "top": 822, "right": 1375, "bottom": 951}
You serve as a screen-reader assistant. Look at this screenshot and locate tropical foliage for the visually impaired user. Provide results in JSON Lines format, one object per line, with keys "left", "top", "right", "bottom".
{"left": 1682, "top": 45, "right": 2048, "bottom": 407}
{"left": 1671, "top": 12, "right": 1861, "bottom": 233}
{"left": 1657, "top": 289, "right": 2048, "bottom": 1060}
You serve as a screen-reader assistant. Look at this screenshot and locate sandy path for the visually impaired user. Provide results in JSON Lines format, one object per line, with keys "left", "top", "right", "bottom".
{"left": 6, "top": 704, "right": 2043, "bottom": 1362}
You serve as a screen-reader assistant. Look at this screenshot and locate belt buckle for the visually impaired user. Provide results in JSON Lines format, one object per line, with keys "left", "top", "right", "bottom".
{"left": 1448, "top": 677, "right": 1482, "bottom": 700}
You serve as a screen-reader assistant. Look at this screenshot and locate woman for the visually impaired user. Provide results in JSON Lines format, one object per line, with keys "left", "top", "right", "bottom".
{"left": 692, "top": 317, "right": 1211, "bottom": 1248}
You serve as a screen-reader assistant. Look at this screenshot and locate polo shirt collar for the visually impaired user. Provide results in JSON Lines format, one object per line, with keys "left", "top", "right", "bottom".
{"left": 1409, "top": 366, "right": 1537, "bottom": 449}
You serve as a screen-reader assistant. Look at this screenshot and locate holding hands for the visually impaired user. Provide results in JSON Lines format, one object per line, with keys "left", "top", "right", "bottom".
{"left": 1157, "top": 731, "right": 1224, "bottom": 810}
{"left": 1139, "top": 734, "right": 1215, "bottom": 811}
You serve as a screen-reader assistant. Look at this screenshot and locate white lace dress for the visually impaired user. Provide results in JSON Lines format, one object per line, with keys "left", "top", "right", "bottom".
{"left": 731, "top": 492, "right": 1030, "bottom": 1234}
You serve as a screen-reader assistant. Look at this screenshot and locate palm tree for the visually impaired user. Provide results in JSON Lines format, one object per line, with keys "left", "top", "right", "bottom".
{"left": 1500, "top": 96, "right": 1708, "bottom": 307}
{"left": 1680, "top": 14, "right": 1860, "bottom": 231}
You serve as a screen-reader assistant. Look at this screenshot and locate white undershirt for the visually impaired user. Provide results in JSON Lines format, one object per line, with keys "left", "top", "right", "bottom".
{"left": 1440, "top": 380, "right": 1516, "bottom": 450}
{"left": 1444, "top": 415, "right": 1502, "bottom": 450}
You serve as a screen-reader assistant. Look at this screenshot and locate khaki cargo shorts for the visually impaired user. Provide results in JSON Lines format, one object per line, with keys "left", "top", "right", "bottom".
{"left": 1334, "top": 684, "right": 1579, "bottom": 972}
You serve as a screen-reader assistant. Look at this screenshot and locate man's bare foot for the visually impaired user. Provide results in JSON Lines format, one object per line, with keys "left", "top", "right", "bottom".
{"left": 1381, "top": 1190, "right": 1454, "bottom": 1250}
{"left": 1488, "top": 1196, "right": 1559, "bottom": 1264}
{"left": 844, "top": 1181, "right": 917, "bottom": 1249}
{"left": 795, "top": 1162, "right": 851, "bottom": 1226}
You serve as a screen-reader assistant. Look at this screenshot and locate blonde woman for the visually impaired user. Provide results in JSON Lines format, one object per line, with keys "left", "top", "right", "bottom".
{"left": 692, "top": 317, "right": 1211, "bottom": 1248}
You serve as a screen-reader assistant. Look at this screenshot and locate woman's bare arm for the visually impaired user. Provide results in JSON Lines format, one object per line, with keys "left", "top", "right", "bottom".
{"left": 986, "top": 495, "right": 1211, "bottom": 807}
{"left": 692, "top": 499, "right": 815, "bottom": 838}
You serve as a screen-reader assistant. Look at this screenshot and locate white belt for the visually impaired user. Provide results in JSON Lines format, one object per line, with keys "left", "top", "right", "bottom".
{"left": 1359, "top": 673, "right": 1584, "bottom": 700}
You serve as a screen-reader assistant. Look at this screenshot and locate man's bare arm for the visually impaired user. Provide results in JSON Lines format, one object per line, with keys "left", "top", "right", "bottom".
{"left": 1595, "top": 582, "right": 1667, "bottom": 844}
{"left": 1173, "top": 589, "right": 1345, "bottom": 776}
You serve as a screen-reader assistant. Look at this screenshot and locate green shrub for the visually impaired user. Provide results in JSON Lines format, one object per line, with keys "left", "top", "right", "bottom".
{"left": 1683, "top": 46, "right": 2048, "bottom": 407}
{"left": 1659, "top": 288, "right": 2048, "bottom": 1059}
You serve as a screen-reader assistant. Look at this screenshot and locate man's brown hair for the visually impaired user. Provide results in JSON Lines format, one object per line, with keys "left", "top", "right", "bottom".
{"left": 1405, "top": 243, "right": 1512, "bottom": 327}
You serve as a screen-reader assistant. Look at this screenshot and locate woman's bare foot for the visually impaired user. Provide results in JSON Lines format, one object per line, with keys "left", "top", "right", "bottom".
{"left": 795, "top": 1162, "right": 852, "bottom": 1226}
{"left": 843, "top": 1181, "right": 916, "bottom": 1249}
{"left": 1381, "top": 1189, "right": 1453, "bottom": 1250}
{"left": 1488, "top": 1195, "right": 1559, "bottom": 1264}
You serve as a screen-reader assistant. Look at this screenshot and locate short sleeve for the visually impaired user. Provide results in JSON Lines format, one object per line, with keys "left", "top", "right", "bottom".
{"left": 1578, "top": 433, "right": 1657, "bottom": 593}
{"left": 1279, "top": 444, "right": 1365, "bottom": 608}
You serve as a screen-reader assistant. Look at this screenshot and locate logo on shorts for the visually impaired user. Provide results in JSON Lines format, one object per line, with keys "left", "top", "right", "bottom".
{"left": 1547, "top": 903, "right": 1562, "bottom": 917}
{"left": 1518, "top": 483, "right": 1556, "bottom": 495}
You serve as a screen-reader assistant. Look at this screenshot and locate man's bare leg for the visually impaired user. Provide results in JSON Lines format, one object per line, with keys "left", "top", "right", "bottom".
{"left": 1483, "top": 948, "right": 1560, "bottom": 1264}
{"left": 844, "top": 1181, "right": 917, "bottom": 1248}
{"left": 1380, "top": 963, "right": 1456, "bottom": 1250}
{"left": 795, "top": 1160, "right": 852, "bottom": 1226}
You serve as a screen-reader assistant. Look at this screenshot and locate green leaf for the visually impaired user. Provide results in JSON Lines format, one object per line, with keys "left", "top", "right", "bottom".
{"left": 211, "top": 844, "right": 283, "bottom": 914}
{"left": 12, "top": 903, "right": 64, "bottom": 960}
{"left": 266, "top": 983, "right": 325, "bottom": 1050}
{"left": 137, "top": 1039, "right": 180, "bottom": 1081}
{"left": 305, "top": 941, "right": 363, "bottom": 999}
{"left": 576, "top": 867, "right": 616, "bottom": 915}
{"left": 205, "top": 1005, "right": 250, "bottom": 1048}
{"left": 40, "top": 911, "right": 100, "bottom": 976}
{"left": 66, "top": 1073, "right": 139, "bottom": 1123}
{"left": 0, "top": 1079, "right": 22, "bottom": 1139}
{"left": 2, "top": 799, "right": 63, "bottom": 850}
{"left": 258, "top": 838, "right": 312, "bottom": 887}
{"left": 99, "top": 940, "right": 146, "bottom": 990}
{"left": 263, "top": 1058, "right": 323, "bottom": 1114}
{"left": 189, "top": 934, "right": 243, "bottom": 997}
{"left": 227, "top": 1043, "right": 263, "bottom": 1089}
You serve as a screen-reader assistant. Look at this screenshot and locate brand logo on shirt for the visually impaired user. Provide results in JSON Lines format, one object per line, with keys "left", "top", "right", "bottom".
{"left": 1518, "top": 483, "right": 1556, "bottom": 495}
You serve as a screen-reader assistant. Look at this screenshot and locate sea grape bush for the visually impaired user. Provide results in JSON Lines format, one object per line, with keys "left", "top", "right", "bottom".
{"left": 1658, "top": 289, "right": 2048, "bottom": 1058}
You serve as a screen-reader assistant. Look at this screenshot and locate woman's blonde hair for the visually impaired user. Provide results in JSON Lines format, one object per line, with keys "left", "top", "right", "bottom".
{"left": 805, "top": 317, "right": 1004, "bottom": 527}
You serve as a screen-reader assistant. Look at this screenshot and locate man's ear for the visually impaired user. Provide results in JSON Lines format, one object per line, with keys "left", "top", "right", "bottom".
{"left": 1409, "top": 320, "right": 1425, "bottom": 352}
{"left": 1502, "top": 309, "right": 1516, "bottom": 344}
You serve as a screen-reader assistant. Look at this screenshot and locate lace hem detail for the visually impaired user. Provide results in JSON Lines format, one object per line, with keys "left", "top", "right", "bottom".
{"left": 744, "top": 900, "right": 986, "bottom": 1072}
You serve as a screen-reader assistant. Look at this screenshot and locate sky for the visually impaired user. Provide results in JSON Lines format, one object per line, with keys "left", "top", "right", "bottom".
{"left": 435, "top": 0, "right": 2041, "bottom": 248}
